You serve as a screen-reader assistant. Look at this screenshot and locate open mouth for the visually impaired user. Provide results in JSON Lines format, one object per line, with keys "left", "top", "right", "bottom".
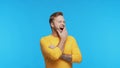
{"left": 60, "top": 28, "right": 64, "bottom": 30}
{"left": 60, "top": 27, "right": 64, "bottom": 31}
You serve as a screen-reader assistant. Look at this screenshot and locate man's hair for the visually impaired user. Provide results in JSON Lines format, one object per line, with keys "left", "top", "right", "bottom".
{"left": 49, "top": 12, "right": 63, "bottom": 23}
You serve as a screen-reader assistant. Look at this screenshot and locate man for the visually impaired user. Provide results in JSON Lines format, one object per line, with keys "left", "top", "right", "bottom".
{"left": 40, "top": 12, "right": 82, "bottom": 68}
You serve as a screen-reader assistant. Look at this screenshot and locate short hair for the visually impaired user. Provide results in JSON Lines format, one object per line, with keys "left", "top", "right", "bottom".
{"left": 49, "top": 12, "right": 63, "bottom": 23}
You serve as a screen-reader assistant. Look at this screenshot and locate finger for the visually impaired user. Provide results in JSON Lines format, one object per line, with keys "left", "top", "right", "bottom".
{"left": 49, "top": 45, "right": 55, "bottom": 49}
{"left": 63, "top": 27, "right": 67, "bottom": 33}
{"left": 63, "top": 27, "right": 67, "bottom": 32}
{"left": 63, "top": 27, "right": 66, "bottom": 31}
{"left": 61, "top": 27, "right": 65, "bottom": 33}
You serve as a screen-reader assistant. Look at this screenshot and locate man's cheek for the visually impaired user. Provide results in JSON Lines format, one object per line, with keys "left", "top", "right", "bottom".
{"left": 55, "top": 27, "right": 60, "bottom": 31}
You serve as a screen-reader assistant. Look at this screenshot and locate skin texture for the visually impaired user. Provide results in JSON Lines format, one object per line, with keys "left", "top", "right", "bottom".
{"left": 49, "top": 15, "right": 72, "bottom": 62}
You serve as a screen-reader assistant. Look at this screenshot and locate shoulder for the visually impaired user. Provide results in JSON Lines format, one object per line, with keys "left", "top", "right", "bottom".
{"left": 67, "top": 35, "right": 76, "bottom": 41}
{"left": 67, "top": 35, "right": 75, "bottom": 39}
{"left": 40, "top": 35, "right": 51, "bottom": 42}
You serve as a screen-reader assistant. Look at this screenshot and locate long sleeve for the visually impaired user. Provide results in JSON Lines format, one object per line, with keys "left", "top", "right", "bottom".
{"left": 71, "top": 37, "right": 82, "bottom": 63}
{"left": 40, "top": 38, "right": 62, "bottom": 61}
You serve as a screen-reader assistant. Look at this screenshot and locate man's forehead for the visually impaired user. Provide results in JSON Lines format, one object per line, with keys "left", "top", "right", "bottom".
{"left": 54, "top": 15, "right": 65, "bottom": 21}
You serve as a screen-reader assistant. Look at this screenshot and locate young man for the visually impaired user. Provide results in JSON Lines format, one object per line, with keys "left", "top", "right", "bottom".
{"left": 40, "top": 12, "right": 82, "bottom": 68}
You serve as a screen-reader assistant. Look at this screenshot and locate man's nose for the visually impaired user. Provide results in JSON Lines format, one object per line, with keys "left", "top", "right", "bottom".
{"left": 62, "top": 22, "right": 65, "bottom": 25}
{"left": 61, "top": 22, "right": 65, "bottom": 26}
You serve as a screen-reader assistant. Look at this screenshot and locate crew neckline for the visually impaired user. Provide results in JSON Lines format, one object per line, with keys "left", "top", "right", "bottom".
{"left": 50, "top": 34, "right": 59, "bottom": 39}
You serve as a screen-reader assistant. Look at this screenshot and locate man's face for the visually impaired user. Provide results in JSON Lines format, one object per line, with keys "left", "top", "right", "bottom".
{"left": 51, "top": 15, "right": 65, "bottom": 32}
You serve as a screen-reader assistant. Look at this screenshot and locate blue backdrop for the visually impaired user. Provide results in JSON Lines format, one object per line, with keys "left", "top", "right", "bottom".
{"left": 0, "top": 0, "right": 120, "bottom": 68}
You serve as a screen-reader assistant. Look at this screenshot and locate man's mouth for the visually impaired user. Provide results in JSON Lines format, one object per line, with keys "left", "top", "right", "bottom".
{"left": 60, "top": 27, "right": 64, "bottom": 31}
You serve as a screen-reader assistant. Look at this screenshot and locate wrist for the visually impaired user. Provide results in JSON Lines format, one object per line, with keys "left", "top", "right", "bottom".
{"left": 61, "top": 38, "right": 67, "bottom": 42}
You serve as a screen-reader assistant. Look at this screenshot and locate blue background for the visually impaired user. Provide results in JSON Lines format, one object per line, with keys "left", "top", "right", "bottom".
{"left": 0, "top": 0, "right": 120, "bottom": 68}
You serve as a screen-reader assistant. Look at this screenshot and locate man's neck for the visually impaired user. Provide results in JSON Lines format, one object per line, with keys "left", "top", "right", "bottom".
{"left": 52, "top": 29, "right": 59, "bottom": 37}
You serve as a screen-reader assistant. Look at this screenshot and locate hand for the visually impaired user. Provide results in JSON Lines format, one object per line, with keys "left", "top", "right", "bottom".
{"left": 57, "top": 27, "right": 68, "bottom": 41}
{"left": 49, "top": 45, "right": 56, "bottom": 49}
{"left": 61, "top": 54, "right": 72, "bottom": 62}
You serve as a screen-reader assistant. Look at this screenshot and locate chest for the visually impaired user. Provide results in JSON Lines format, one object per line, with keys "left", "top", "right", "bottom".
{"left": 50, "top": 39, "right": 72, "bottom": 55}
{"left": 63, "top": 41, "right": 72, "bottom": 55}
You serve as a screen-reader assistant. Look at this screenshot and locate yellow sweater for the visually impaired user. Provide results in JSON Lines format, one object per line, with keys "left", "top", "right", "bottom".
{"left": 40, "top": 35, "right": 82, "bottom": 68}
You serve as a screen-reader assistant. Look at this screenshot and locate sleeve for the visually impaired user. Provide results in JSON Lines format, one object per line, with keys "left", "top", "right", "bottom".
{"left": 71, "top": 36, "right": 82, "bottom": 63}
{"left": 40, "top": 38, "right": 62, "bottom": 61}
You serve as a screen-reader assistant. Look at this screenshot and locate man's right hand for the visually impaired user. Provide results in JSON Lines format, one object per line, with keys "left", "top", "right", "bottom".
{"left": 57, "top": 27, "right": 68, "bottom": 42}
{"left": 56, "top": 27, "right": 68, "bottom": 52}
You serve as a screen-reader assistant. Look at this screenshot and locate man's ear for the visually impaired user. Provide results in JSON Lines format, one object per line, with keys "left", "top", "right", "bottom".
{"left": 51, "top": 22, "right": 54, "bottom": 28}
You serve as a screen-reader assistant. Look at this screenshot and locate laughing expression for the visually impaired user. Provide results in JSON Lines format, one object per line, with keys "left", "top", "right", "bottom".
{"left": 51, "top": 15, "right": 65, "bottom": 33}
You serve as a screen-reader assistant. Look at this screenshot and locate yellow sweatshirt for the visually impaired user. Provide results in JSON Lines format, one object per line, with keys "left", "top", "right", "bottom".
{"left": 40, "top": 35, "right": 82, "bottom": 68}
